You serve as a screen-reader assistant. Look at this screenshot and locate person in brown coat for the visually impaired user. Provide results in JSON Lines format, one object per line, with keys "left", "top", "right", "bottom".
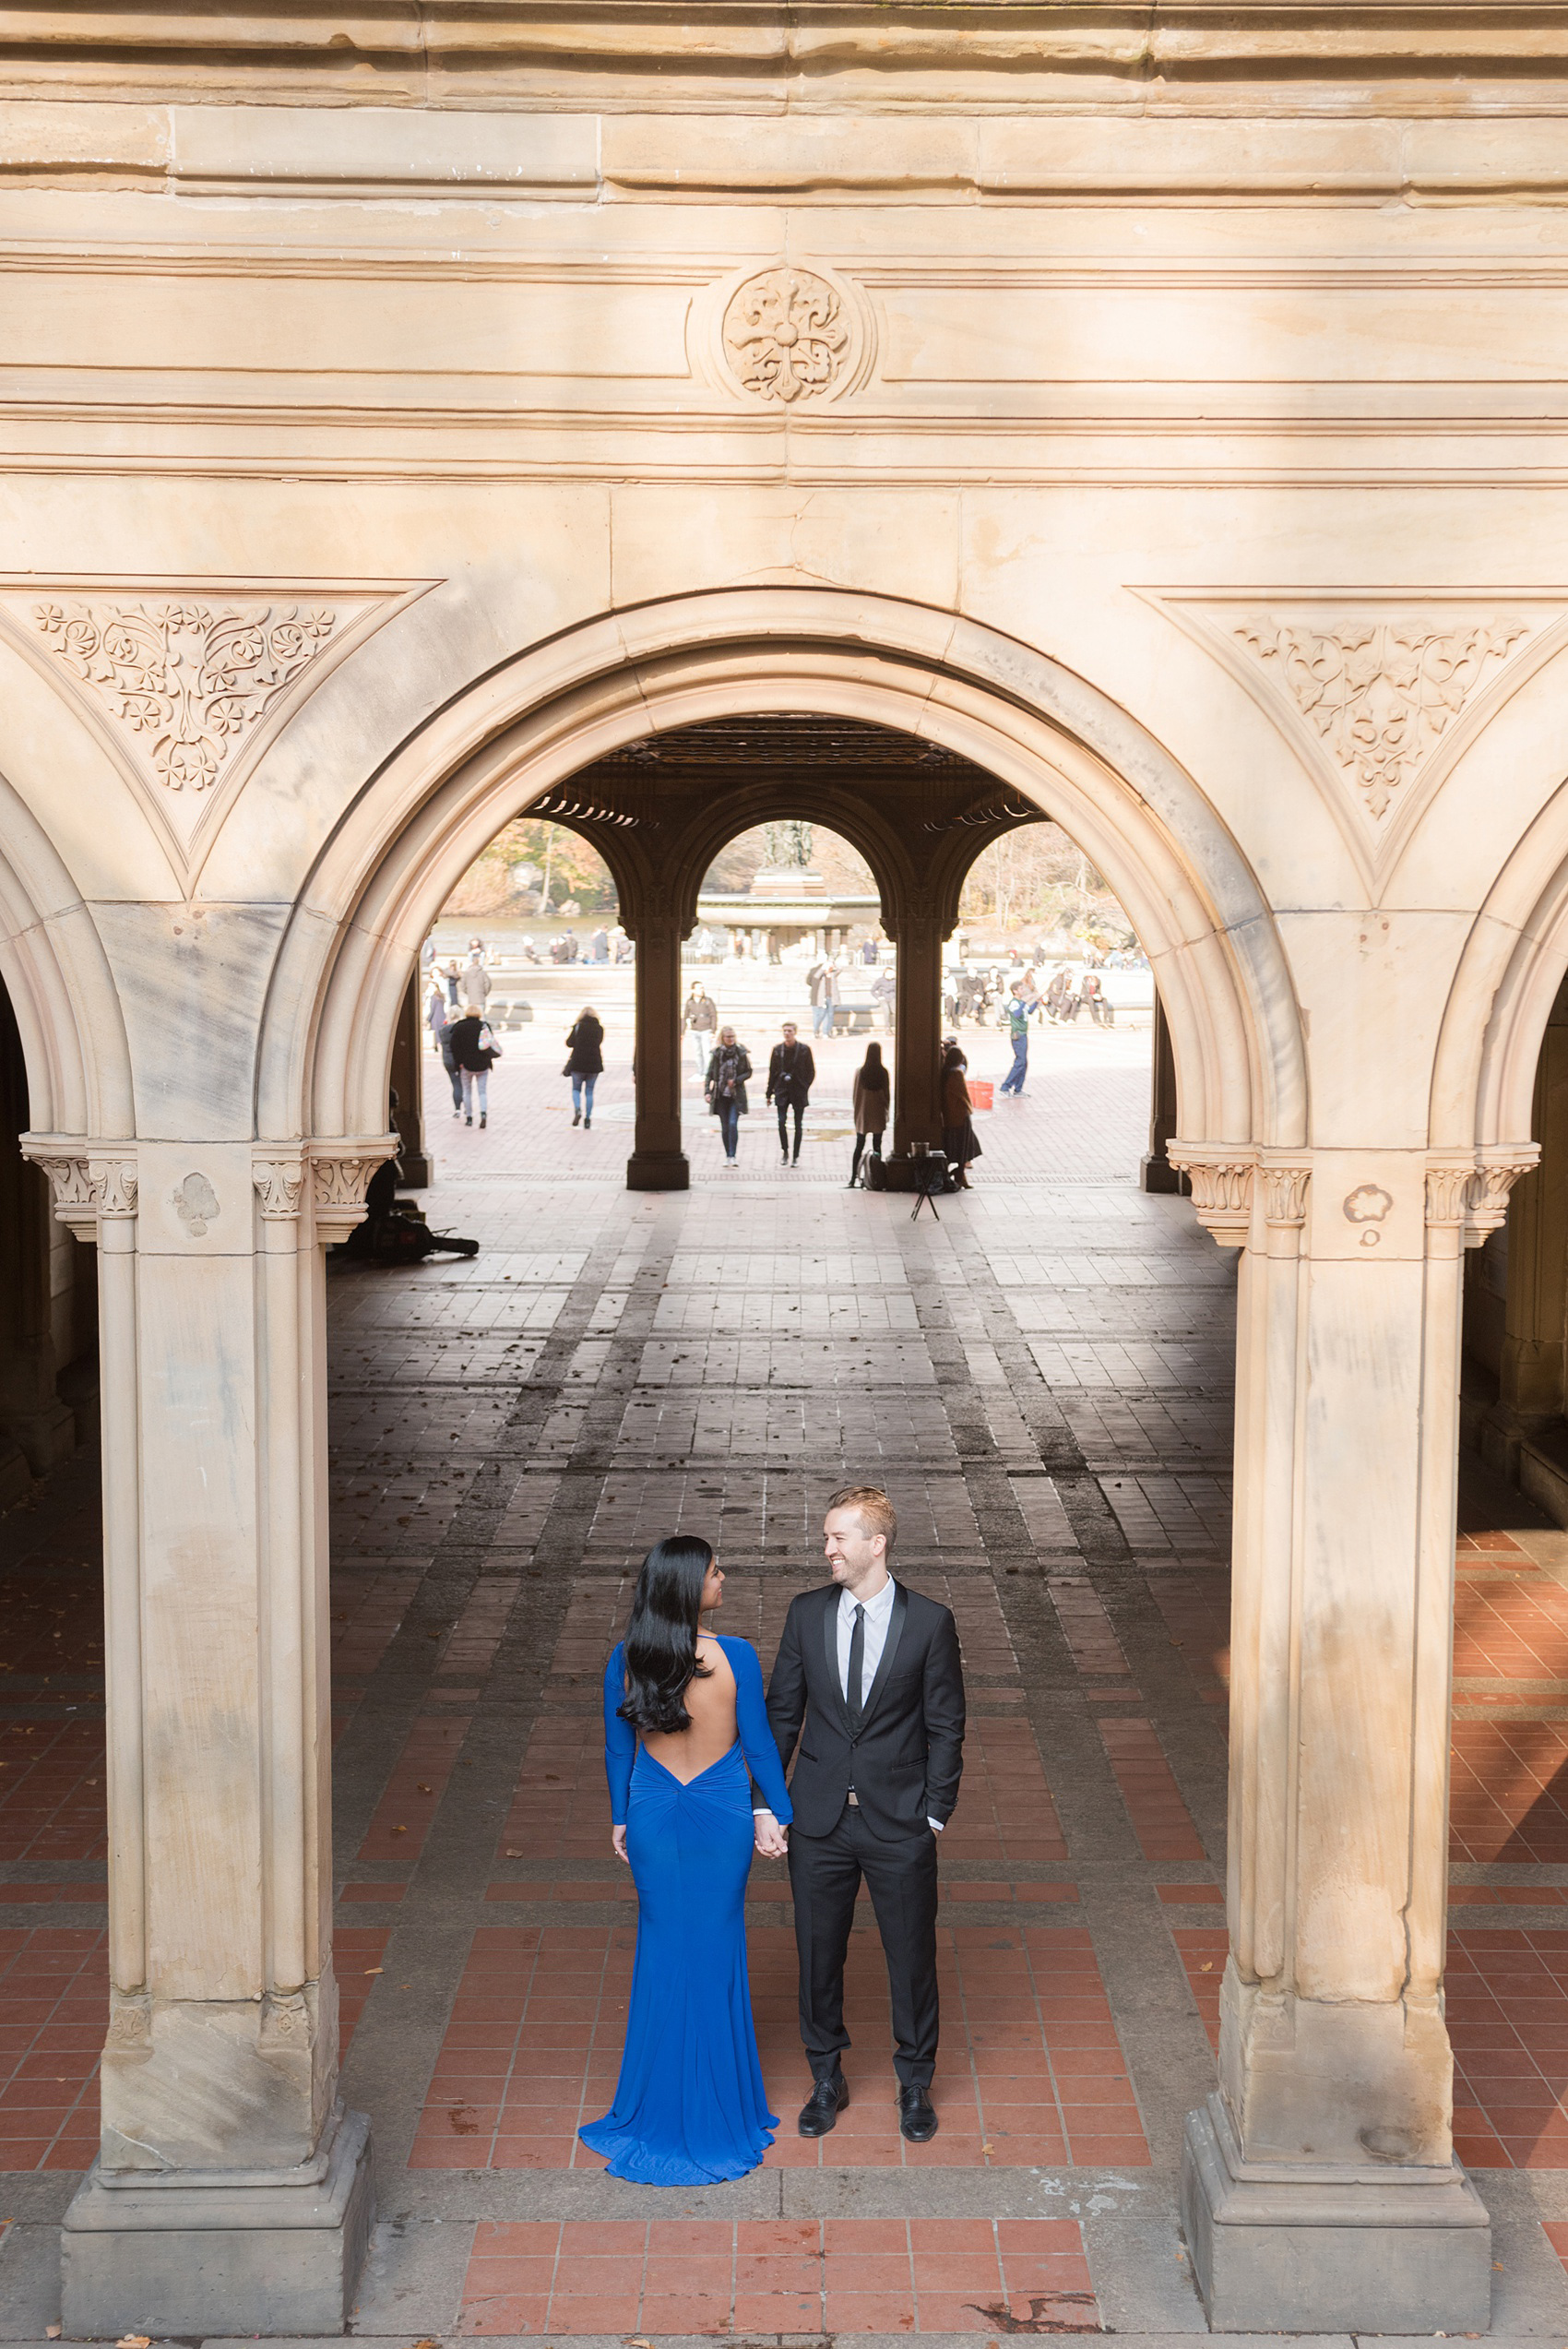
{"left": 940, "top": 1043, "right": 979, "bottom": 1189}
{"left": 849, "top": 1043, "right": 891, "bottom": 1187}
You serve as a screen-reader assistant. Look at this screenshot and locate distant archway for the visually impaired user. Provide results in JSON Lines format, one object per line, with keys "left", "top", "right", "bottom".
{"left": 258, "top": 589, "right": 1306, "bottom": 1162}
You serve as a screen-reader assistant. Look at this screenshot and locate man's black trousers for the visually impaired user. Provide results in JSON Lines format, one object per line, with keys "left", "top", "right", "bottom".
{"left": 788, "top": 1806, "right": 940, "bottom": 2088}
{"left": 777, "top": 1102, "right": 805, "bottom": 1158}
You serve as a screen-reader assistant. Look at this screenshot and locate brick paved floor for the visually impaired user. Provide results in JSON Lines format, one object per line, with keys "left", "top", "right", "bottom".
{"left": 6, "top": 1011, "right": 1568, "bottom": 2335}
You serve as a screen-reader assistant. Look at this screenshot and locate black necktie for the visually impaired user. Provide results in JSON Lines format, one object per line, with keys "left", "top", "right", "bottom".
{"left": 847, "top": 1603, "right": 866, "bottom": 1731}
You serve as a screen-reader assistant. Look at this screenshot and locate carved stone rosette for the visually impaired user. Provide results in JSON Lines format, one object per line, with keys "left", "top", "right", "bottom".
{"left": 1425, "top": 1146, "right": 1538, "bottom": 1246}
{"left": 307, "top": 1137, "right": 398, "bottom": 1238}
{"left": 21, "top": 1136, "right": 139, "bottom": 1236}
{"left": 1166, "top": 1142, "right": 1255, "bottom": 1246}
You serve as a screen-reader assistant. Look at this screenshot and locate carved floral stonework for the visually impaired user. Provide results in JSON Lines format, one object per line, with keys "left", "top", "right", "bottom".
{"left": 252, "top": 1159, "right": 307, "bottom": 1221}
{"left": 30, "top": 598, "right": 340, "bottom": 795}
{"left": 1167, "top": 1145, "right": 1254, "bottom": 1246}
{"left": 1260, "top": 1163, "right": 1312, "bottom": 1227}
{"left": 722, "top": 269, "right": 849, "bottom": 404}
{"left": 1235, "top": 614, "right": 1528, "bottom": 823}
{"left": 1425, "top": 1151, "right": 1538, "bottom": 1245}
{"left": 23, "top": 1144, "right": 138, "bottom": 1234}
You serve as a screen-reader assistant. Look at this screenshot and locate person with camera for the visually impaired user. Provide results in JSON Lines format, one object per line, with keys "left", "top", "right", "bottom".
{"left": 705, "top": 1026, "right": 752, "bottom": 1166}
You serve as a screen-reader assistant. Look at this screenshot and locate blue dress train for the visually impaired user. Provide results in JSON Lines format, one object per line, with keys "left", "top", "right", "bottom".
{"left": 578, "top": 1634, "right": 794, "bottom": 2186}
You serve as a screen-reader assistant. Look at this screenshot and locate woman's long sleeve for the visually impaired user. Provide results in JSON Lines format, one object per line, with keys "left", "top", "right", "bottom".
{"left": 728, "top": 1640, "right": 793, "bottom": 1822}
{"left": 603, "top": 1645, "right": 636, "bottom": 1825}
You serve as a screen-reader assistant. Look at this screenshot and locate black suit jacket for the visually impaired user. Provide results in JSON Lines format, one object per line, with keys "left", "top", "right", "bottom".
{"left": 766, "top": 1041, "right": 816, "bottom": 1107}
{"left": 763, "top": 1582, "right": 966, "bottom": 1840}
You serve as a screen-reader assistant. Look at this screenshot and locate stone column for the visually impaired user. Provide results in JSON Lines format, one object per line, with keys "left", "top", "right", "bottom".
{"left": 1140, "top": 988, "right": 1190, "bottom": 1195}
{"left": 891, "top": 909, "right": 945, "bottom": 1160}
{"left": 1491, "top": 1007, "right": 1568, "bottom": 1425}
{"left": 0, "top": 989, "right": 77, "bottom": 1489}
{"left": 388, "top": 962, "right": 432, "bottom": 1187}
{"left": 1171, "top": 1139, "right": 1530, "bottom": 2334}
{"left": 627, "top": 904, "right": 688, "bottom": 1190}
{"left": 21, "top": 1134, "right": 388, "bottom": 2339}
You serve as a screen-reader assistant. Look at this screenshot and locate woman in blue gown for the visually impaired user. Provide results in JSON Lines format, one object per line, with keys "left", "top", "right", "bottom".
{"left": 579, "top": 1535, "right": 794, "bottom": 2186}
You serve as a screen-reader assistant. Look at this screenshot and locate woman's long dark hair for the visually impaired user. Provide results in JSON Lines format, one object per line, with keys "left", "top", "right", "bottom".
{"left": 858, "top": 1042, "right": 889, "bottom": 1087}
{"left": 617, "top": 1535, "right": 714, "bottom": 1735}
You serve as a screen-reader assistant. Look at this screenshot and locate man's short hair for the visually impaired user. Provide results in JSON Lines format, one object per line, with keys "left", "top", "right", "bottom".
{"left": 826, "top": 1485, "right": 897, "bottom": 1553}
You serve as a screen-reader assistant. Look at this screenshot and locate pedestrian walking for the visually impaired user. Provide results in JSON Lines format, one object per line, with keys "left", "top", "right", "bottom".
{"left": 872, "top": 970, "right": 897, "bottom": 1032}
{"left": 767, "top": 1021, "right": 816, "bottom": 1166}
{"left": 683, "top": 983, "right": 719, "bottom": 1075}
{"left": 999, "top": 983, "right": 1031, "bottom": 1096}
{"left": 449, "top": 1004, "right": 502, "bottom": 1127}
{"left": 810, "top": 961, "right": 838, "bottom": 1040}
{"left": 565, "top": 1006, "right": 605, "bottom": 1128}
{"left": 705, "top": 1026, "right": 752, "bottom": 1166}
{"left": 461, "top": 945, "right": 491, "bottom": 1012}
{"left": 444, "top": 957, "right": 462, "bottom": 1008}
{"left": 849, "top": 1043, "right": 890, "bottom": 1187}
{"left": 941, "top": 1043, "right": 980, "bottom": 1188}
{"left": 428, "top": 980, "right": 463, "bottom": 1115}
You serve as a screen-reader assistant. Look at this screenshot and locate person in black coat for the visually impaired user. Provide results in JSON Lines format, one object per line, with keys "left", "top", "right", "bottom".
{"left": 766, "top": 1021, "right": 816, "bottom": 1166}
{"left": 564, "top": 1007, "right": 605, "bottom": 1128}
{"left": 448, "top": 1007, "right": 500, "bottom": 1128}
{"left": 753, "top": 1485, "right": 966, "bottom": 2145}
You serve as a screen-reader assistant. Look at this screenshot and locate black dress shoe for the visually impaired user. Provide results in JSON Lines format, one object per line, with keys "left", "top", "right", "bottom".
{"left": 798, "top": 2074, "right": 849, "bottom": 2137}
{"left": 898, "top": 2084, "right": 939, "bottom": 2142}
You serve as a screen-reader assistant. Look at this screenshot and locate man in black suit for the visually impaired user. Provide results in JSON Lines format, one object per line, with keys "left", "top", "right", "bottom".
{"left": 766, "top": 1020, "right": 816, "bottom": 1166}
{"left": 752, "top": 1485, "right": 966, "bottom": 2143}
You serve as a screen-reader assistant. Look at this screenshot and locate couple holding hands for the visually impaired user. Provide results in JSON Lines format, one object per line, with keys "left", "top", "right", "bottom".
{"left": 579, "top": 1486, "right": 967, "bottom": 2186}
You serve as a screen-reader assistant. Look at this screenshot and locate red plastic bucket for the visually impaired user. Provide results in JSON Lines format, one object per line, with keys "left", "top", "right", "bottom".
{"left": 968, "top": 1079, "right": 994, "bottom": 1111}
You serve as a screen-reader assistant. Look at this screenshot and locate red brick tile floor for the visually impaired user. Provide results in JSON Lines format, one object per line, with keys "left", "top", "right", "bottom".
{"left": 413, "top": 1921, "right": 1144, "bottom": 2175}
{"left": 457, "top": 2214, "right": 1096, "bottom": 2336}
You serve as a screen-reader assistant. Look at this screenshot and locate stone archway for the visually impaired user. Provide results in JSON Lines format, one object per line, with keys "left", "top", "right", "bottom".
{"left": 18, "top": 585, "right": 1541, "bottom": 2335}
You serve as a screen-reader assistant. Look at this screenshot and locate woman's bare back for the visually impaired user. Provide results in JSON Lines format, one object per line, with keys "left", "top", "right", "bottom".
{"left": 640, "top": 1635, "right": 738, "bottom": 1783}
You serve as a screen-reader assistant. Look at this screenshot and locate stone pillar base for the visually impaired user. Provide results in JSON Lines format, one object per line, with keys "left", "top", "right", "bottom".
{"left": 1181, "top": 2093, "right": 1491, "bottom": 2334}
{"left": 62, "top": 2106, "right": 373, "bottom": 2340}
{"left": 626, "top": 1150, "right": 690, "bottom": 1191}
{"left": 1139, "top": 1151, "right": 1191, "bottom": 1195}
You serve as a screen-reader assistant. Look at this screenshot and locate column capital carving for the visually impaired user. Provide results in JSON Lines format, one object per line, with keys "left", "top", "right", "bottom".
{"left": 307, "top": 1136, "right": 397, "bottom": 1238}
{"left": 1257, "top": 1156, "right": 1312, "bottom": 1228}
{"left": 1166, "top": 1141, "right": 1254, "bottom": 1247}
{"left": 1425, "top": 1145, "right": 1538, "bottom": 1246}
{"left": 20, "top": 1135, "right": 138, "bottom": 1235}
{"left": 251, "top": 1151, "right": 307, "bottom": 1222}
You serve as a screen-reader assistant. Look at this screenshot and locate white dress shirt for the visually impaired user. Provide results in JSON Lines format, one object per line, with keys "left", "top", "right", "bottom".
{"left": 838, "top": 1574, "right": 897, "bottom": 1700}
{"left": 756, "top": 1574, "right": 944, "bottom": 1832}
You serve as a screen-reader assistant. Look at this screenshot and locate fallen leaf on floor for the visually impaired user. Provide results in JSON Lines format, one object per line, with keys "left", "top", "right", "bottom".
{"left": 1199, "top": 1961, "right": 1212, "bottom": 1972}
{"left": 117, "top": 2335, "right": 151, "bottom": 2346}
{"left": 505, "top": 1848, "right": 523, "bottom": 1857}
{"left": 363, "top": 1966, "right": 383, "bottom": 1975}
{"left": 391, "top": 1824, "right": 408, "bottom": 1834}
{"left": 418, "top": 1783, "right": 433, "bottom": 1793}
{"left": 46, "top": 2327, "right": 61, "bottom": 2339}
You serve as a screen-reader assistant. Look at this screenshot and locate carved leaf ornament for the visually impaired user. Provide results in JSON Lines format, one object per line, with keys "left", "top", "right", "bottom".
{"left": 30, "top": 598, "right": 339, "bottom": 794}
{"left": 1236, "top": 615, "right": 1527, "bottom": 823}
{"left": 723, "top": 269, "right": 849, "bottom": 404}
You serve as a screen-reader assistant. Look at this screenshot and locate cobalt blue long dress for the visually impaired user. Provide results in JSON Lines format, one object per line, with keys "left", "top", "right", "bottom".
{"left": 578, "top": 1633, "right": 794, "bottom": 2186}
